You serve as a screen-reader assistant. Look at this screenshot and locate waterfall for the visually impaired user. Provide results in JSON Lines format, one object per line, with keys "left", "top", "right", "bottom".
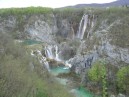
{"left": 37, "top": 50, "right": 50, "bottom": 71}
{"left": 45, "top": 46, "right": 54, "bottom": 59}
{"left": 87, "top": 15, "right": 96, "bottom": 38}
{"left": 45, "top": 45, "right": 61, "bottom": 61}
{"left": 65, "top": 61, "right": 72, "bottom": 68}
{"left": 55, "top": 45, "right": 61, "bottom": 61}
{"left": 44, "top": 61, "right": 50, "bottom": 71}
{"left": 31, "top": 50, "right": 50, "bottom": 71}
{"left": 42, "top": 57, "right": 50, "bottom": 71}
{"left": 77, "top": 14, "right": 89, "bottom": 39}
{"left": 77, "top": 14, "right": 96, "bottom": 39}
{"left": 45, "top": 45, "right": 74, "bottom": 69}
{"left": 31, "top": 50, "right": 35, "bottom": 56}
{"left": 91, "top": 15, "right": 95, "bottom": 28}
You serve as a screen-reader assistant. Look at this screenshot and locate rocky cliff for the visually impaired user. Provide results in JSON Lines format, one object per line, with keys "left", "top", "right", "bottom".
{"left": 1, "top": 7, "right": 129, "bottom": 96}
{"left": 1, "top": 7, "right": 129, "bottom": 72}
{"left": 0, "top": 8, "right": 83, "bottom": 43}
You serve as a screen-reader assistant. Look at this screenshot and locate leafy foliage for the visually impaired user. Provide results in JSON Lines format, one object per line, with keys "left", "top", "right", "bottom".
{"left": 88, "top": 59, "right": 108, "bottom": 96}
{"left": 88, "top": 60, "right": 106, "bottom": 82}
{"left": 117, "top": 66, "right": 129, "bottom": 93}
{"left": 0, "top": 7, "right": 53, "bottom": 17}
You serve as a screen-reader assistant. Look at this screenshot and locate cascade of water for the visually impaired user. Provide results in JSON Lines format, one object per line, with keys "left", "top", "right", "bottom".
{"left": 88, "top": 16, "right": 91, "bottom": 26}
{"left": 31, "top": 50, "right": 35, "bottom": 56}
{"left": 45, "top": 45, "right": 72, "bottom": 68}
{"left": 91, "top": 15, "right": 95, "bottom": 28}
{"left": 87, "top": 15, "right": 96, "bottom": 38}
{"left": 77, "top": 15, "right": 84, "bottom": 39}
{"left": 45, "top": 45, "right": 61, "bottom": 61}
{"left": 37, "top": 50, "right": 50, "bottom": 71}
{"left": 30, "top": 50, "right": 50, "bottom": 71}
{"left": 55, "top": 45, "right": 61, "bottom": 61}
{"left": 65, "top": 61, "right": 72, "bottom": 68}
{"left": 45, "top": 46, "right": 54, "bottom": 59}
{"left": 77, "top": 14, "right": 89, "bottom": 39}
{"left": 44, "top": 61, "right": 50, "bottom": 71}
{"left": 42, "top": 57, "right": 50, "bottom": 71}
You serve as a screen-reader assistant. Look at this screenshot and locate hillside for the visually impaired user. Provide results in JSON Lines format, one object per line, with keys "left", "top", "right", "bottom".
{"left": 62, "top": 0, "right": 129, "bottom": 8}
{"left": 0, "top": 7, "right": 129, "bottom": 97}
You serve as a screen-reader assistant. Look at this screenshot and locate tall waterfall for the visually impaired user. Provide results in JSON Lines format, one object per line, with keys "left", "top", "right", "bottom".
{"left": 87, "top": 15, "right": 96, "bottom": 38}
{"left": 91, "top": 15, "right": 95, "bottom": 28}
{"left": 77, "top": 14, "right": 89, "bottom": 39}
{"left": 76, "top": 14, "right": 96, "bottom": 39}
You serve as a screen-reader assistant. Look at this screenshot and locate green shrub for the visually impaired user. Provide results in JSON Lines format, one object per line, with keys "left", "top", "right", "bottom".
{"left": 88, "top": 60, "right": 106, "bottom": 82}
{"left": 36, "top": 90, "right": 48, "bottom": 97}
{"left": 117, "top": 66, "right": 129, "bottom": 93}
{"left": 88, "top": 59, "right": 108, "bottom": 97}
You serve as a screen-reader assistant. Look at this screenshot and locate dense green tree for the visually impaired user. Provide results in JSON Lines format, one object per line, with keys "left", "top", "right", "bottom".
{"left": 88, "top": 59, "right": 108, "bottom": 97}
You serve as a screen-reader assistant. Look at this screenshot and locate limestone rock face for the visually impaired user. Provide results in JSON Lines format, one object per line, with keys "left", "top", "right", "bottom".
{"left": 0, "top": 14, "right": 76, "bottom": 43}
{"left": 56, "top": 19, "right": 75, "bottom": 39}
{"left": 0, "top": 16, "right": 17, "bottom": 33}
{"left": 68, "top": 52, "right": 99, "bottom": 74}
{"left": 1, "top": 11, "right": 129, "bottom": 72}
{"left": 24, "top": 15, "right": 57, "bottom": 42}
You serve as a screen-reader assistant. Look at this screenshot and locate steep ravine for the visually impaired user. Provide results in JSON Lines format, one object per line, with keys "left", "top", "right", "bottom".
{"left": 1, "top": 7, "right": 129, "bottom": 97}
{"left": 29, "top": 44, "right": 95, "bottom": 97}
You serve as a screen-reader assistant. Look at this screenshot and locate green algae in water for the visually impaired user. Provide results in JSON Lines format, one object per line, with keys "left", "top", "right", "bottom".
{"left": 50, "top": 66, "right": 70, "bottom": 76}
{"left": 23, "top": 39, "right": 42, "bottom": 45}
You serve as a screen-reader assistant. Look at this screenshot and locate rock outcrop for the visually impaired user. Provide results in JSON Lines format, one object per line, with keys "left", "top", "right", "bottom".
{"left": 1, "top": 8, "right": 129, "bottom": 76}
{"left": 0, "top": 12, "right": 79, "bottom": 43}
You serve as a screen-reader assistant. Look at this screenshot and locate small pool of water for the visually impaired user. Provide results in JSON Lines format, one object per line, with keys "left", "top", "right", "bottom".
{"left": 71, "top": 87, "right": 93, "bottom": 97}
{"left": 50, "top": 66, "right": 95, "bottom": 97}
{"left": 50, "top": 66, "right": 70, "bottom": 76}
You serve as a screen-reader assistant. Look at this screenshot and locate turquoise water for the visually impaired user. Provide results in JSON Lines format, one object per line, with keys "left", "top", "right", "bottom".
{"left": 72, "top": 87, "right": 93, "bottom": 97}
{"left": 22, "top": 39, "right": 42, "bottom": 45}
{"left": 22, "top": 39, "right": 95, "bottom": 97}
{"left": 50, "top": 66, "right": 70, "bottom": 76}
{"left": 50, "top": 66, "right": 94, "bottom": 97}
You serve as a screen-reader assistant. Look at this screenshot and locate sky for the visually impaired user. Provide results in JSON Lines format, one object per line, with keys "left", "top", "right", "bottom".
{"left": 0, "top": 0, "right": 117, "bottom": 8}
